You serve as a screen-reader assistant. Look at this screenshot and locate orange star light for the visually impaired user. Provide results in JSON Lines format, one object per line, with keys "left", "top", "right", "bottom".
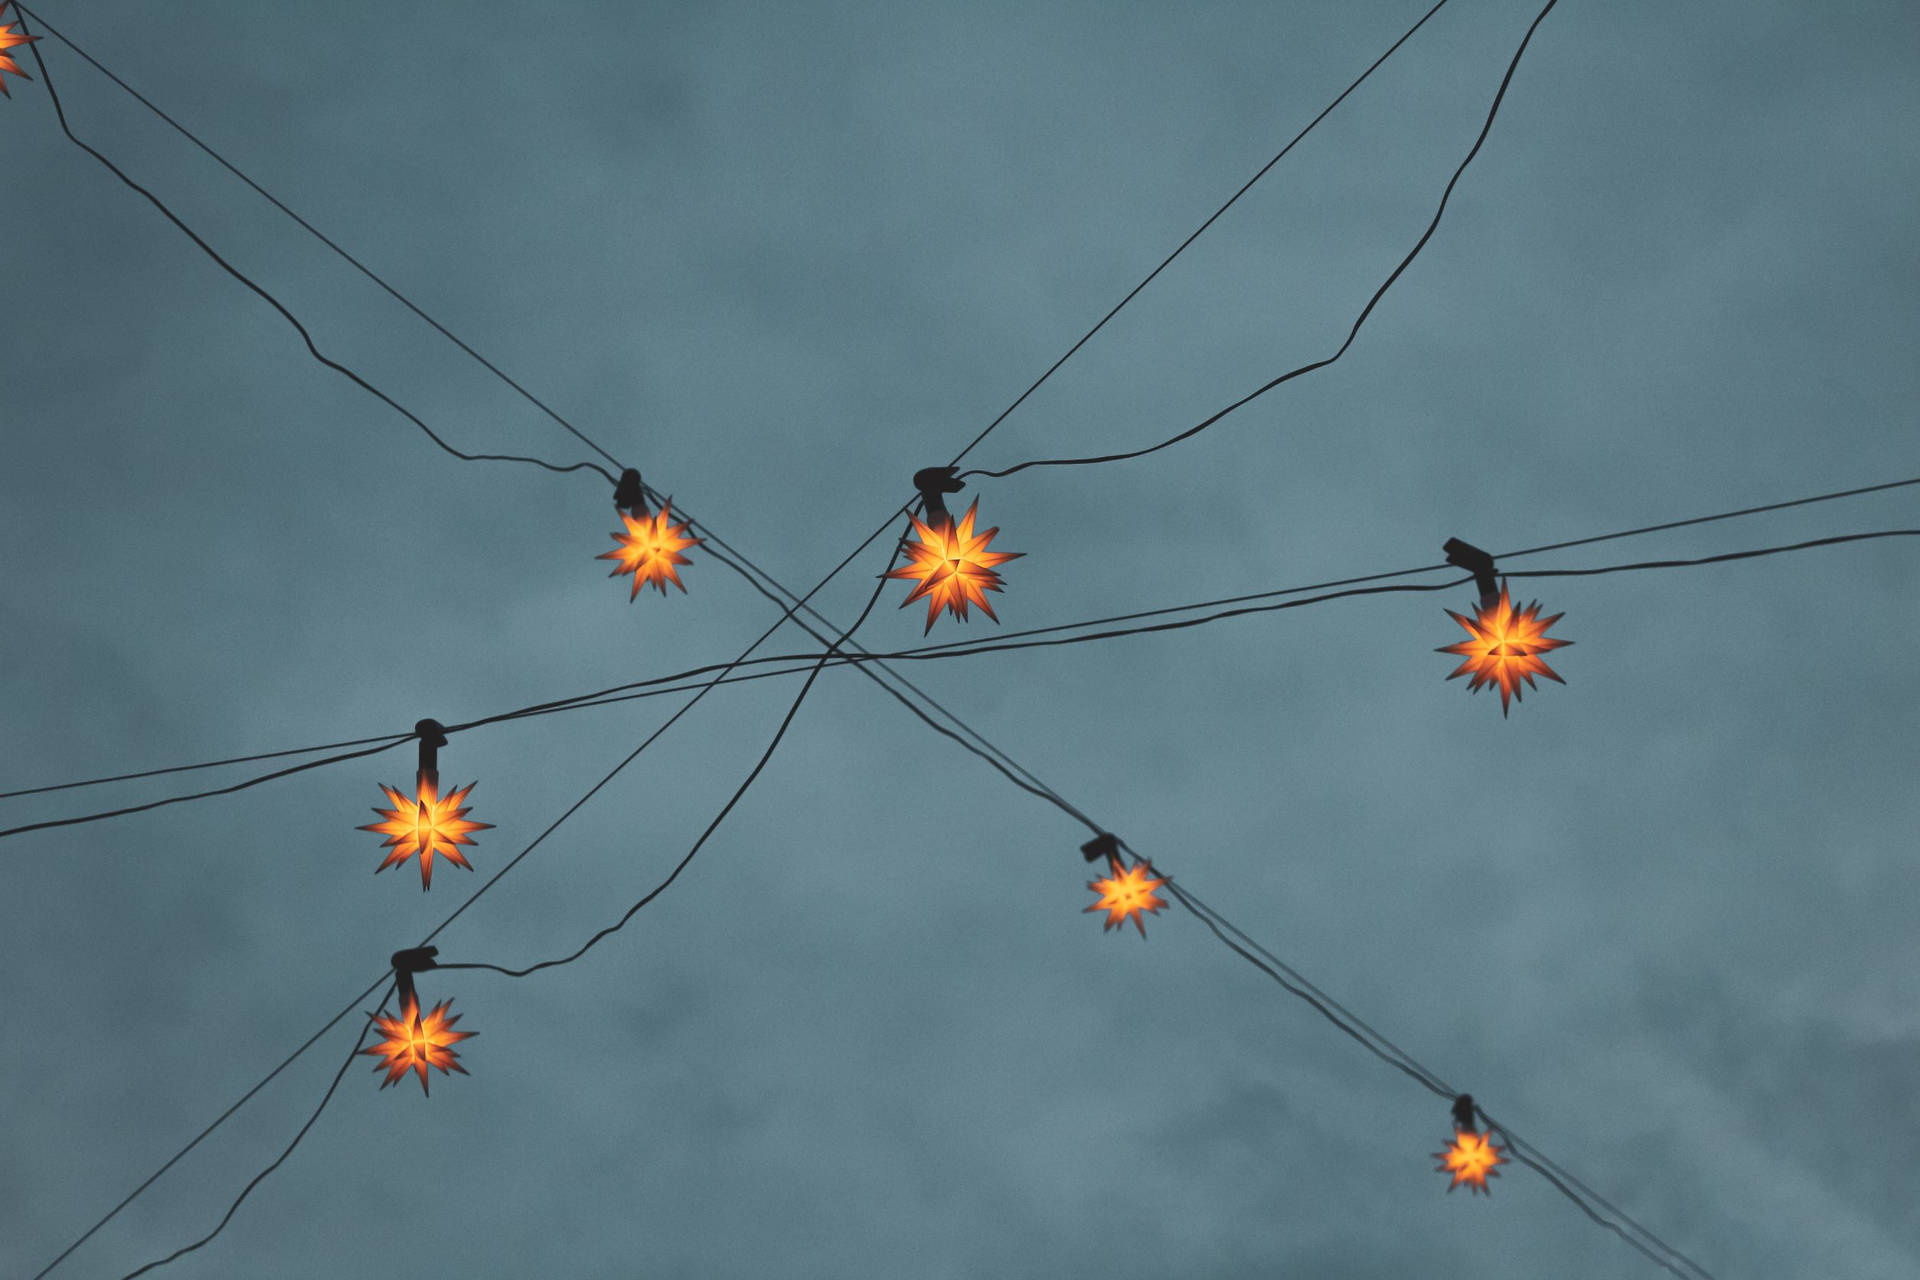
{"left": 883, "top": 498, "right": 1023, "bottom": 633}
{"left": 363, "top": 996, "right": 476, "bottom": 1095}
{"left": 1433, "top": 1127, "right": 1509, "bottom": 1195}
{"left": 599, "top": 500, "right": 699, "bottom": 599}
{"left": 1085, "top": 855, "right": 1169, "bottom": 938}
{"left": 0, "top": 3, "right": 39, "bottom": 98}
{"left": 359, "top": 772, "right": 493, "bottom": 890}
{"left": 1436, "top": 581, "right": 1572, "bottom": 715}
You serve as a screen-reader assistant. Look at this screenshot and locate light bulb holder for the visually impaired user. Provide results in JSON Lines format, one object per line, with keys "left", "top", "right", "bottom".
{"left": 1442, "top": 538, "right": 1500, "bottom": 610}
{"left": 414, "top": 719, "right": 448, "bottom": 776}
{"left": 1451, "top": 1093, "right": 1477, "bottom": 1132}
{"left": 1079, "top": 832, "right": 1121, "bottom": 864}
{"left": 912, "top": 465, "right": 965, "bottom": 529}
{"left": 390, "top": 945, "right": 440, "bottom": 1013}
{"left": 613, "top": 468, "right": 647, "bottom": 515}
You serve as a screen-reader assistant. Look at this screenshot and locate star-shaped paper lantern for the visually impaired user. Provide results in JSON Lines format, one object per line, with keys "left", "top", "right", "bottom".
{"left": 1433, "top": 1127, "right": 1509, "bottom": 1195}
{"left": 599, "top": 500, "right": 699, "bottom": 599}
{"left": 359, "top": 771, "right": 493, "bottom": 890}
{"left": 1436, "top": 580, "right": 1572, "bottom": 715}
{"left": 883, "top": 498, "right": 1022, "bottom": 634}
{"left": 363, "top": 995, "right": 476, "bottom": 1095}
{"left": 1085, "top": 855, "right": 1169, "bottom": 938}
{"left": 0, "top": 3, "right": 39, "bottom": 98}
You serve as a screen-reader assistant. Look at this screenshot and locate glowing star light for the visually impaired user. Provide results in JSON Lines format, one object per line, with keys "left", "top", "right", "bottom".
{"left": 1436, "top": 580, "right": 1572, "bottom": 715}
{"left": 1085, "top": 855, "right": 1169, "bottom": 938}
{"left": 359, "top": 772, "right": 493, "bottom": 890}
{"left": 884, "top": 499, "right": 1023, "bottom": 633}
{"left": 1434, "top": 1127, "right": 1509, "bottom": 1195}
{"left": 363, "top": 996, "right": 476, "bottom": 1095}
{"left": 0, "top": 3, "right": 39, "bottom": 98}
{"left": 599, "top": 500, "right": 699, "bottom": 599}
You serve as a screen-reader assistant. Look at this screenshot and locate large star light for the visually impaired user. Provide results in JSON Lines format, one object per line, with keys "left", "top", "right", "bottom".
{"left": 883, "top": 499, "right": 1022, "bottom": 633}
{"left": 1436, "top": 581, "right": 1572, "bottom": 715}
{"left": 359, "top": 772, "right": 494, "bottom": 890}
{"left": 363, "top": 996, "right": 476, "bottom": 1095}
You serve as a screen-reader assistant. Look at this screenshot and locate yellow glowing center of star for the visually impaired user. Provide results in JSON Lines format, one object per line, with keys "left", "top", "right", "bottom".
{"left": 1084, "top": 857, "right": 1170, "bottom": 937}
{"left": 1436, "top": 581, "right": 1572, "bottom": 715}
{"left": 1433, "top": 1129, "right": 1509, "bottom": 1194}
{"left": 358, "top": 772, "right": 494, "bottom": 890}
{"left": 883, "top": 498, "right": 1023, "bottom": 634}
{"left": 363, "top": 997, "right": 476, "bottom": 1095}
{"left": 598, "top": 501, "right": 699, "bottom": 600}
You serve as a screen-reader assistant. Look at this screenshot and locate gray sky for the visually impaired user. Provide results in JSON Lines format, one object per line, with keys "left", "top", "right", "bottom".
{"left": 3, "top": 0, "right": 1917, "bottom": 1276}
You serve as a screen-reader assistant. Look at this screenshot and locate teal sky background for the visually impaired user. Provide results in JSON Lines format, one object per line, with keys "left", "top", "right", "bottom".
{"left": 3, "top": 1, "right": 1917, "bottom": 1276}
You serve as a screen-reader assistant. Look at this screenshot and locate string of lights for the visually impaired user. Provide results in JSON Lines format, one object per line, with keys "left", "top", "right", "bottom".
{"left": 955, "top": 0, "right": 1561, "bottom": 481}
{"left": 85, "top": 539, "right": 913, "bottom": 1279}
{"left": 5, "top": 4, "right": 1814, "bottom": 1274}
{"left": 30, "top": 508, "right": 916, "bottom": 1276}
{"left": 76, "top": 511, "right": 1843, "bottom": 1271}
{"left": 11, "top": 5, "right": 617, "bottom": 488}
{"left": 7, "top": 0, "right": 1460, "bottom": 530}
{"left": 7, "top": 517, "right": 1914, "bottom": 844}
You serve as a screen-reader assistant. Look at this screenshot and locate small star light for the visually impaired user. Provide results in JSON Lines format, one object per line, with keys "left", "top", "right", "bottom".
{"left": 1436, "top": 579, "right": 1572, "bottom": 715}
{"left": 884, "top": 498, "right": 1023, "bottom": 634}
{"left": 1434, "top": 1127, "right": 1510, "bottom": 1196}
{"left": 599, "top": 499, "right": 699, "bottom": 599}
{"left": 1085, "top": 855, "right": 1169, "bottom": 938}
{"left": 0, "top": 3, "right": 40, "bottom": 98}
{"left": 359, "top": 772, "right": 493, "bottom": 890}
{"left": 363, "top": 995, "right": 475, "bottom": 1095}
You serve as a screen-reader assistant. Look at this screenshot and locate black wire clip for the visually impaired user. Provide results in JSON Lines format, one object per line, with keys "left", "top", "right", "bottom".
{"left": 1442, "top": 538, "right": 1500, "bottom": 610}
{"left": 390, "top": 945, "right": 441, "bottom": 1012}
{"left": 414, "top": 718, "right": 448, "bottom": 780}
{"left": 912, "top": 465, "right": 965, "bottom": 529}
{"left": 1079, "top": 832, "right": 1122, "bottom": 865}
{"left": 613, "top": 467, "right": 647, "bottom": 516}
{"left": 1450, "top": 1093, "right": 1478, "bottom": 1132}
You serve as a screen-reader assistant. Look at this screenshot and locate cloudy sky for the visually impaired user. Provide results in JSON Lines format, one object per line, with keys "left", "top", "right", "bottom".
{"left": 3, "top": 0, "right": 1917, "bottom": 1276}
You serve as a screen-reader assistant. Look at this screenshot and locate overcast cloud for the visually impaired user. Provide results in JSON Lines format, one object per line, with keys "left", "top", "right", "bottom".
{"left": 3, "top": 1, "right": 1917, "bottom": 1276}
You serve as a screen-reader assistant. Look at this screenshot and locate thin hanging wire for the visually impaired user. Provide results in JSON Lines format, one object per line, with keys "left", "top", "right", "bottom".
{"left": 956, "top": 0, "right": 1562, "bottom": 479}
{"left": 12, "top": 8, "right": 617, "bottom": 486}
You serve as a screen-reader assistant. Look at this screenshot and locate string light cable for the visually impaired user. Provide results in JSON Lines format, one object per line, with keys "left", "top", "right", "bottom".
{"left": 10, "top": 6, "right": 618, "bottom": 486}
{"left": 43, "top": 512, "right": 1867, "bottom": 1271}
{"left": 955, "top": 0, "right": 1561, "bottom": 481}
{"left": 0, "top": 5, "right": 1827, "bottom": 1274}
{"left": 32, "top": 526, "right": 916, "bottom": 1279}
{"left": 6, "top": 515, "right": 1915, "bottom": 840}
{"left": 8, "top": 0, "right": 1459, "bottom": 515}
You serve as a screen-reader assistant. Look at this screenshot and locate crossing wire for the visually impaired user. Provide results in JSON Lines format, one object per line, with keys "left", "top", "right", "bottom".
{"left": 5, "top": 518, "right": 1915, "bottom": 839}
{"left": 957, "top": 0, "right": 1562, "bottom": 480}
{"left": 8, "top": 1, "right": 1735, "bottom": 1273}
{"left": 9, "top": 0, "right": 1458, "bottom": 521}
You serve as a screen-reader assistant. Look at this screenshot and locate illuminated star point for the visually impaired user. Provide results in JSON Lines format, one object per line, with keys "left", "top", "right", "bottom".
{"left": 883, "top": 499, "right": 1023, "bottom": 633}
{"left": 1436, "top": 580, "right": 1572, "bottom": 715}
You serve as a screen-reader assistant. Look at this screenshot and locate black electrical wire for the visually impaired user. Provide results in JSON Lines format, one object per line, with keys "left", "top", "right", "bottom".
{"left": 11, "top": 0, "right": 1460, "bottom": 519}
{"left": 437, "top": 559, "right": 896, "bottom": 980}
{"left": 956, "top": 0, "right": 1561, "bottom": 481}
{"left": 33, "top": 522, "right": 915, "bottom": 1279}
{"left": 0, "top": 732, "right": 411, "bottom": 801}
{"left": 1476, "top": 1105, "right": 1715, "bottom": 1280}
{"left": 940, "top": 0, "right": 1457, "bottom": 469}
{"left": 27, "top": 974, "right": 391, "bottom": 1280}
{"left": 0, "top": 737, "right": 411, "bottom": 845}
{"left": 118, "top": 984, "right": 398, "bottom": 1280}
{"left": 9, "top": 2, "right": 625, "bottom": 477}
{"left": 12, "top": 521, "right": 1917, "bottom": 842}
{"left": 11, "top": 8, "right": 617, "bottom": 487}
